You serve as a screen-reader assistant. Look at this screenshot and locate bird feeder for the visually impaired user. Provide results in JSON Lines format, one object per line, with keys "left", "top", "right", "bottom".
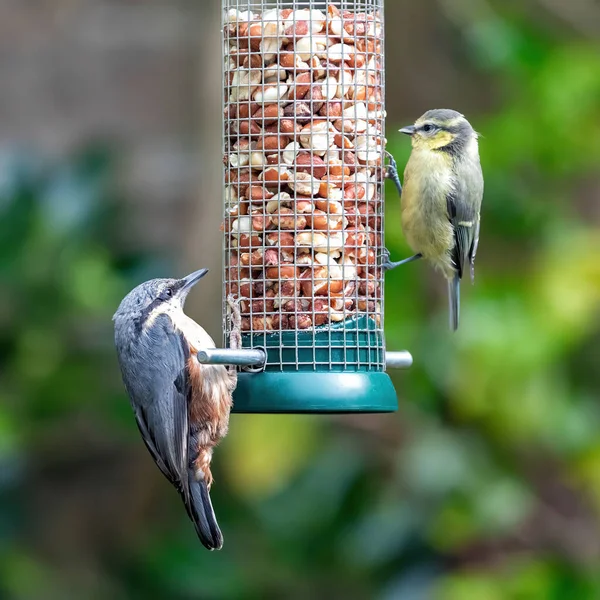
{"left": 213, "top": 0, "right": 411, "bottom": 413}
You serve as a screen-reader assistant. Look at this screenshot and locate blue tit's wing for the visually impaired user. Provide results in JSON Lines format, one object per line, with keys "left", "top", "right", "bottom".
{"left": 447, "top": 163, "right": 483, "bottom": 279}
{"left": 469, "top": 216, "right": 481, "bottom": 282}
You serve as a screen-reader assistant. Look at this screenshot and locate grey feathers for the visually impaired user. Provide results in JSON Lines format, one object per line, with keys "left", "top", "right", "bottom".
{"left": 421, "top": 108, "right": 465, "bottom": 123}
{"left": 447, "top": 146, "right": 484, "bottom": 281}
{"left": 113, "top": 277, "right": 180, "bottom": 331}
{"left": 114, "top": 312, "right": 190, "bottom": 491}
{"left": 448, "top": 274, "right": 460, "bottom": 331}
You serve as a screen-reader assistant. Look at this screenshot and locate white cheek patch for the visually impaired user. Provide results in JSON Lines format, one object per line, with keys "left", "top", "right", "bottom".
{"left": 169, "top": 307, "right": 216, "bottom": 350}
{"left": 465, "top": 136, "right": 479, "bottom": 154}
{"left": 142, "top": 307, "right": 162, "bottom": 331}
{"left": 144, "top": 301, "right": 180, "bottom": 330}
{"left": 144, "top": 302, "right": 216, "bottom": 350}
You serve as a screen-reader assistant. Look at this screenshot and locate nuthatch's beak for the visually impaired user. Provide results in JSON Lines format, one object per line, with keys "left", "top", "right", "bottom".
{"left": 179, "top": 268, "right": 209, "bottom": 297}
{"left": 399, "top": 125, "right": 416, "bottom": 135}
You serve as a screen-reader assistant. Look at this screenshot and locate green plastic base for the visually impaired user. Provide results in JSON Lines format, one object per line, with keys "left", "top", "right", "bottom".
{"left": 232, "top": 372, "right": 398, "bottom": 414}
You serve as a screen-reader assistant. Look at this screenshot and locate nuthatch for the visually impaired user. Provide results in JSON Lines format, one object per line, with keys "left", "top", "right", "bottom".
{"left": 113, "top": 269, "right": 239, "bottom": 550}
{"left": 384, "top": 109, "right": 483, "bottom": 330}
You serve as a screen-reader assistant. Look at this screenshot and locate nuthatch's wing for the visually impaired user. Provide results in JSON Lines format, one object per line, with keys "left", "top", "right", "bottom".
{"left": 128, "top": 313, "right": 191, "bottom": 492}
{"left": 122, "top": 313, "right": 222, "bottom": 549}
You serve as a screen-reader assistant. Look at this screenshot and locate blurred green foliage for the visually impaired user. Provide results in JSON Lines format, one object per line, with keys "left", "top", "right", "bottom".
{"left": 1, "top": 2, "right": 600, "bottom": 599}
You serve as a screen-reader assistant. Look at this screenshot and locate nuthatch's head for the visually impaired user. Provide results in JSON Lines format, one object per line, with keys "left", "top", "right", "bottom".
{"left": 400, "top": 108, "right": 477, "bottom": 153}
{"left": 113, "top": 268, "right": 209, "bottom": 326}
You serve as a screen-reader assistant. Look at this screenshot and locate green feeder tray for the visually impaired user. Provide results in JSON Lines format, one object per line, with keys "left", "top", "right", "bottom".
{"left": 230, "top": 316, "right": 398, "bottom": 414}
{"left": 233, "top": 371, "right": 397, "bottom": 414}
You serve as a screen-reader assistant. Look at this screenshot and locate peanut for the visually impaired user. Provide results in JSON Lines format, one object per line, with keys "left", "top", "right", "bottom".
{"left": 224, "top": 4, "right": 385, "bottom": 332}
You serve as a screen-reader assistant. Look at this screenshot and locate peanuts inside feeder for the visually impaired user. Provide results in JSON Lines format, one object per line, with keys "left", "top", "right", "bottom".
{"left": 222, "top": 1, "right": 406, "bottom": 413}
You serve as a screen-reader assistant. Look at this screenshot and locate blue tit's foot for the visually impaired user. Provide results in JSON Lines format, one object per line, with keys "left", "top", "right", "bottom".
{"left": 385, "top": 151, "right": 402, "bottom": 196}
{"left": 381, "top": 248, "right": 422, "bottom": 271}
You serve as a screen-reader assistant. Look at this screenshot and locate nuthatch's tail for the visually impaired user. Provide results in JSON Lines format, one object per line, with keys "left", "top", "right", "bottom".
{"left": 185, "top": 469, "right": 223, "bottom": 550}
{"left": 448, "top": 273, "right": 460, "bottom": 331}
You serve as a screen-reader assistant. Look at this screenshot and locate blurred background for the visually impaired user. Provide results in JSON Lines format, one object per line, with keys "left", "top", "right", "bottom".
{"left": 1, "top": 1, "right": 599, "bottom": 598}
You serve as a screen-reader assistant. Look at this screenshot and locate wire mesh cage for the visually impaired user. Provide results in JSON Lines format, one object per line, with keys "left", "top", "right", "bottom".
{"left": 222, "top": 0, "right": 399, "bottom": 412}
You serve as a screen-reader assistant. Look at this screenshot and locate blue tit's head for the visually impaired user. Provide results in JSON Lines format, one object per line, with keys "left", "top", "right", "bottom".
{"left": 400, "top": 109, "right": 477, "bottom": 153}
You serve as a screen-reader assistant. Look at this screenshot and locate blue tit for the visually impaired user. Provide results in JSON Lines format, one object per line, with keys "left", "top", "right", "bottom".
{"left": 385, "top": 109, "right": 483, "bottom": 331}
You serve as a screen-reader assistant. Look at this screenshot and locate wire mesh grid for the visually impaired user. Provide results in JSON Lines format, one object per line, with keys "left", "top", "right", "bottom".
{"left": 222, "top": 0, "right": 387, "bottom": 373}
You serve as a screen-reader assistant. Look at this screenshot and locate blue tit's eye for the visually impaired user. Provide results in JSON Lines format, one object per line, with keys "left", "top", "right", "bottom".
{"left": 422, "top": 124, "right": 436, "bottom": 133}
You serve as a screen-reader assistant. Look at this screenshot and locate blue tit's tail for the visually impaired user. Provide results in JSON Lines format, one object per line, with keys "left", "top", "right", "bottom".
{"left": 185, "top": 469, "right": 223, "bottom": 550}
{"left": 448, "top": 273, "right": 460, "bottom": 331}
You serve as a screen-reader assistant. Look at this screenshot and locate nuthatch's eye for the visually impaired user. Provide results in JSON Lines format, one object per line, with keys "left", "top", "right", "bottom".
{"left": 161, "top": 288, "right": 173, "bottom": 301}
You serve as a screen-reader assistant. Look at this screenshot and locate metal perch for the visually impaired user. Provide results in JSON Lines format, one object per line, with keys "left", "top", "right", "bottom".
{"left": 197, "top": 348, "right": 412, "bottom": 370}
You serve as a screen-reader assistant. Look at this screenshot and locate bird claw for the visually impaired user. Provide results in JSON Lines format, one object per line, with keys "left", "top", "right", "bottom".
{"left": 385, "top": 151, "right": 402, "bottom": 196}
{"left": 380, "top": 247, "right": 404, "bottom": 271}
{"left": 380, "top": 248, "right": 423, "bottom": 271}
{"left": 226, "top": 295, "right": 242, "bottom": 353}
{"left": 380, "top": 247, "right": 393, "bottom": 271}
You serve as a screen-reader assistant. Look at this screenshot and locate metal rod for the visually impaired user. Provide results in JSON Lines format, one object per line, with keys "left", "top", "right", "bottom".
{"left": 197, "top": 348, "right": 267, "bottom": 367}
{"left": 385, "top": 351, "right": 413, "bottom": 369}
{"left": 197, "top": 348, "right": 412, "bottom": 369}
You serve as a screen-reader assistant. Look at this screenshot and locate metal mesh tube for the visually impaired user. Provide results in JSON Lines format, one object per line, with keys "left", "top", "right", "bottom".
{"left": 222, "top": 0, "right": 386, "bottom": 373}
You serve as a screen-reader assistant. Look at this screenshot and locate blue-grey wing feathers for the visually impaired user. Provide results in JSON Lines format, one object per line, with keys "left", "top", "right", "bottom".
{"left": 469, "top": 217, "right": 481, "bottom": 283}
{"left": 445, "top": 156, "right": 483, "bottom": 329}
{"left": 448, "top": 274, "right": 460, "bottom": 331}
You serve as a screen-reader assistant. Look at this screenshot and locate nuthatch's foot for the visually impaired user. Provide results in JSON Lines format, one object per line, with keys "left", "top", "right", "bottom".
{"left": 226, "top": 296, "right": 242, "bottom": 380}
{"left": 381, "top": 247, "right": 422, "bottom": 271}
{"left": 385, "top": 151, "right": 402, "bottom": 196}
{"left": 227, "top": 295, "right": 242, "bottom": 352}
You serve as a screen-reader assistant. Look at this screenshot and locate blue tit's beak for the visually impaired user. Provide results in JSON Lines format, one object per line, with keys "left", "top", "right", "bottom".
{"left": 399, "top": 125, "right": 416, "bottom": 135}
{"left": 179, "top": 268, "right": 209, "bottom": 297}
